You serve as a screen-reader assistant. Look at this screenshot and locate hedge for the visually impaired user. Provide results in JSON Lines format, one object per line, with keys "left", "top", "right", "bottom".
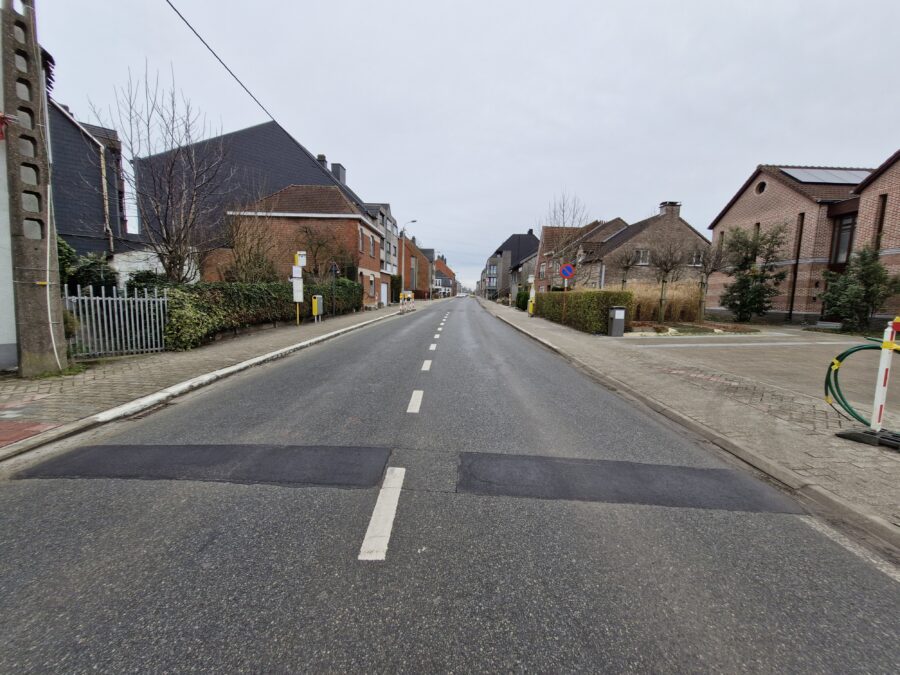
{"left": 534, "top": 290, "right": 633, "bottom": 334}
{"left": 515, "top": 289, "right": 529, "bottom": 311}
{"left": 164, "top": 279, "right": 363, "bottom": 350}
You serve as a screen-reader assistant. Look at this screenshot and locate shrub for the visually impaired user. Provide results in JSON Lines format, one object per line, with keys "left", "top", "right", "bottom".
{"left": 534, "top": 289, "right": 633, "bottom": 334}
{"left": 127, "top": 271, "right": 173, "bottom": 294}
{"left": 822, "top": 247, "right": 900, "bottom": 331}
{"left": 515, "top": 289, "right": 529, "bottom": 311}
{"left": 720, "top": 226, "right": 787, "bottom": 322}
{"left": 164, "top": 279, "right": 364, "bottom": 350}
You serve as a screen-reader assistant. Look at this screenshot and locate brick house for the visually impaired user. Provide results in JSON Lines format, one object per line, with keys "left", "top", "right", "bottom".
{"left": 433, "top": 254, "right": 457, "bottom": 296}
{"left": 534, "top": 203, "right": 707, "bottom": 292}
{"left": 205, "top": 184, "right": 387, "bottom": 307}
{"left": 400, "top": 235, "right": 432, "bottom": 298}
{"left": 705, "top": 157, "right": 900, "bottom": 323}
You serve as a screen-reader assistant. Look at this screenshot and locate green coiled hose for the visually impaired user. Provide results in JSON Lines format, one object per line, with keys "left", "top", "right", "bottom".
{"left": 823, "top": 341, "right": 882, "bottom": 426}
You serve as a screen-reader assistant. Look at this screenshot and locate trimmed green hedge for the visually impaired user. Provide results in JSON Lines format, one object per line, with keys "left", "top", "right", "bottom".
{"left": 164, "top": 279, "right": 363, "bottom": 350}
{"left": 534, "top": 290, "right": 633, "bottom": 334}
{"left": 515, "top": 289, "right": 529, "bottom": 311}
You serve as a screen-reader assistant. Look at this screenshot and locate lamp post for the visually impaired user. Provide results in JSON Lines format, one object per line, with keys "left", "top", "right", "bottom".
{"left": 400, "top": 219, "right": 417, "bottom": 292}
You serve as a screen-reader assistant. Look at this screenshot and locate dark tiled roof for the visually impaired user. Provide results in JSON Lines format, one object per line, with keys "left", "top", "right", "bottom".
{"left": 589, "top": 214, "right": 707, "bottom": 261}
{"left": 252, "top": 185, "right": 359, "bottom": 215}
{"left": 420, "top": 248, "right": 436, "bottom": 262}
{"left": 853, "top": 150, "right": 900, "bottom": 194}
{"left": 138, "top": 120, "right": 368, "bottom": 213}
{"left": 80, "top": 122, "right": 119, "bottom": 146}
{"left": 709, "top": 164, "right": 875, "bottom": 229}
{"left": 494, "top": 230, "right": 540, "bottom": 268}
{"left": 580, "top": 218, "right": 629, "bottom": 262}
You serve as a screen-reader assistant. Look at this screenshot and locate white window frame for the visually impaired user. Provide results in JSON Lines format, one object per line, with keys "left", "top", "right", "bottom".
{"left": 688, "top": 250, "right": 703, "bottom": 267}
{"left": 635, "top": 249, "right": 650, "bottom": 266}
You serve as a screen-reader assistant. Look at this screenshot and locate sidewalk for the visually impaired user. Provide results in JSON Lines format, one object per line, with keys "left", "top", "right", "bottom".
{"left": 0, "top": 303, "right": 417, "bottom": 459}
{"left": 480, "top": 299, "right": 900, "bottom": 550}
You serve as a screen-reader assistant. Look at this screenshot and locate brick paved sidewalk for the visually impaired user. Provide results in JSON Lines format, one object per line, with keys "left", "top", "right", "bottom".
{"left": 480, "top": 300, "right": 900, "bottom": 545}
{"left": 0, "top": 303, "right": 414, "bottom": 450}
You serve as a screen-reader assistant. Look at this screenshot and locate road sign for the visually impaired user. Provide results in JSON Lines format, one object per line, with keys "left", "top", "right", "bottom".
{"left": 560, "top": 263, "right": 575, "bottom": 279}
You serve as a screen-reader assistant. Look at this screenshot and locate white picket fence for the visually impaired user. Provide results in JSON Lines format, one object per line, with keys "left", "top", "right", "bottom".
{"left": 64, "top": 286, "right": 168, "bottom": 358}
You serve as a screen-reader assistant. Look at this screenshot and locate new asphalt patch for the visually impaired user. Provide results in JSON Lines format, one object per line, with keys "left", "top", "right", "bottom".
{"left": 15, "top": 444, "right": 391, "bottom": 488}
{"left": 458, "top": 452, "right": 804, "bottom": 513}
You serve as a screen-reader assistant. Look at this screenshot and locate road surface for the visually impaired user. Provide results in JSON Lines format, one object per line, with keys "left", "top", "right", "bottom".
{"left": 1, "top": 299, "right": 898, "bottom": 672}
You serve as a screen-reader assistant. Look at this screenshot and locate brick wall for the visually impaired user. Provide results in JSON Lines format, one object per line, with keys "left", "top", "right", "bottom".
{"left": 706, "top": 172, "right": 827, "bottom": 321}
{"left": 199, "top": 215, "right": 384, "bottom": 305}
{"left": 856, "top": 159, "right": 900, "bottom": 315}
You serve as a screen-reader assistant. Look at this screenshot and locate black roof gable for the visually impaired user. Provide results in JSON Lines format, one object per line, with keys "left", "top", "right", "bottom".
{"left": 494, "top": 231, "right": 540, "bottom": 269}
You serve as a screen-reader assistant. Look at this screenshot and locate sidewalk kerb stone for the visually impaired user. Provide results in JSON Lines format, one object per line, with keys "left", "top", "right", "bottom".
{"left": 0, "top": 310, "right": 402, "bottom": 463}
{"left": 484, "top": 302, "right": 900, "bottom": 551}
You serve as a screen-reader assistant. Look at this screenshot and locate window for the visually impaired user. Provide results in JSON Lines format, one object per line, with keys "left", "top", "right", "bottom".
{"left": 688, "top": 250, "right": 702, "bottom": 266}
{"left": 635, "top": 249, "right": 650, "bottom": 265}
{"left": 754, "top": 222, "right": 761, "bottom": 238}
{"left": 755, "top": 181, "right": 767, "bottom": 194}
{"left": 488, "top": 264, "right": 497, "bottom": 275}
{"left": 370, "top": 235, "right": 375, "bottom": 257}
{"left": 830, "top": 214, "right": 856, "bottom": 266}
{"left": 369, "top": 275, "right": 375, "bottom": 296}
{"left": 359, "top": 229, "right": 363, "bottom": 252}
{"left": 487, "top": 277, "right": 496, "bottom": 288}
{"left": 874, "top": 194, "right": 888, "bottom": 250}
{"left": 393, "top": 244, "right": 397, "bottom": 256}
{"left": 539, "top": 263, "right": 546, "bottom": 279}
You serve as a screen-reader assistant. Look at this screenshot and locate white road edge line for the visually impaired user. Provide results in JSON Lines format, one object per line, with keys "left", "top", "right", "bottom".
{"left": 797, "top": 515, "right": 900, "bottom": 583}
{"left": 429, "top": 343, "right": 437, "bottom": 351}
{"left": 358, "top": 467, "right": 406, "bottom": 561}
{"left": 421, "top": 360, "right": 432, "bottom": 371}
{"left": 406, "top": 389, "right": 424, "bottom": 413}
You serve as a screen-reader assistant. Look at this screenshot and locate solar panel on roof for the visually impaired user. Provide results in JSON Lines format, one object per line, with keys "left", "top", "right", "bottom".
{"left": 781, "top": 167, "right": 871, "bottom": 184}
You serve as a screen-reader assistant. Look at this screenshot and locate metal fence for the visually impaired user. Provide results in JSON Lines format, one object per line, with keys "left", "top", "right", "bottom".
{"left": 64, "top": 286, "right": 168, "bottom": 358}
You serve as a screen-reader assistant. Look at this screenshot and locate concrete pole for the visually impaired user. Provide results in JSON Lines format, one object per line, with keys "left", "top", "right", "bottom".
{"left": 2, "top": 0, "right": 68, "bottom": 375}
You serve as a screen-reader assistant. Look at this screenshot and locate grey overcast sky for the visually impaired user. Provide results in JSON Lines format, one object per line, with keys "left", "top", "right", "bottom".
{"left": 39, "top": 0, "right": 900, "bottom": 287}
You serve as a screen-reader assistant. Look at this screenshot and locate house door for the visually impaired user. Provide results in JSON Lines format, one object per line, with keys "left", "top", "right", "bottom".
{"left": 380, "top": 282, "right": 388, "bottom": 305}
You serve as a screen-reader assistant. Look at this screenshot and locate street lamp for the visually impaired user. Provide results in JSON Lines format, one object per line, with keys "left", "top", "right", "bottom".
{"left": 400, "top": 219, "right": 417, "bottom": 291}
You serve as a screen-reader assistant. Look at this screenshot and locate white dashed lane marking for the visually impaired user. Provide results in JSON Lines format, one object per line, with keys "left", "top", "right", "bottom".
{"left": 422, "top": 360, "right": 432, "bottom": 371}
{"left": 434, "top": 334, "right": 440, "bottom": 339}
{"left": 358, "top": 467, "right": 406, "bottom": 561}
{"left": 429, "top": 344, "right": 437, "bottom": 351}
{"left": 407, "top": 390, "right": 424, "bottom": 413}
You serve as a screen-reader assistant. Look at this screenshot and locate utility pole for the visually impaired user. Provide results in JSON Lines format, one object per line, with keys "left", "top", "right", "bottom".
{"left": 1, "top": 0, "right": 67, "bottom": 376}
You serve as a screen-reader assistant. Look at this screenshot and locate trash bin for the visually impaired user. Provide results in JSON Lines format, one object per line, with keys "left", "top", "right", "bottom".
{"left": 608, "top": 306, "right": 625, "bottom": 337}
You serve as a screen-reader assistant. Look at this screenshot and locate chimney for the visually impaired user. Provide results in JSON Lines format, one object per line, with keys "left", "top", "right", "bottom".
{"left": 659, "top": 201, "right": 681, "bottom": 217}
{"left": 331, "top": 162, "right": 346, "bottom": 183}
{"left": 316, "top": 154, "right": 328, "bottom": 169}
{"left": 527, "top": 228, "right": 533, "bottom": 235}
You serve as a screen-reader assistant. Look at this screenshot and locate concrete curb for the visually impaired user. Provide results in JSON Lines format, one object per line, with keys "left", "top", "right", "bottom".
{"left": 487, "top": 306, "right": 900, "bottom": 551}
{"left": 0, "top": 310, "right": 403, "bottom": 463}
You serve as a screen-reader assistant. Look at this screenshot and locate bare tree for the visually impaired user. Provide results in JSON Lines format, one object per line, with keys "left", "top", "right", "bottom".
{"left": 694, "top": 243, "right": 724, "bottom": 323}
{"left": 98, "top": 68, "right": 235, "bottom": 283}
{"left": 540, "top": 191, "right": 591, "bottom": 287}
{"left": 608, "top": 245, "right": 639, "bottom": 289}
{"left": 223, "top": 211, "right": 278, "bottom": 282}
{"left": 294, "top": 222, "right": 359, "bottom": 283}
{"left": 650, "top": 239, "right": 686, "bottom": 322}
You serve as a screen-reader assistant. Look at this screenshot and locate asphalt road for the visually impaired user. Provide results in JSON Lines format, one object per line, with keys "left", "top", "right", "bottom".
{"left": 1, "top": 298, "right": 898, "bottom": 672}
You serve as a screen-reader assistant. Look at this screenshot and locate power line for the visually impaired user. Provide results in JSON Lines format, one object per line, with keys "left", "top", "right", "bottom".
{"left": 163, "top": 0, "right": 278, "bottom": 123}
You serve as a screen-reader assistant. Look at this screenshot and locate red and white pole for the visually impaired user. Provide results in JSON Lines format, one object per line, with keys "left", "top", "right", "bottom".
{"left": 870, "top": 318, "right": 900, "bottom": 432}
